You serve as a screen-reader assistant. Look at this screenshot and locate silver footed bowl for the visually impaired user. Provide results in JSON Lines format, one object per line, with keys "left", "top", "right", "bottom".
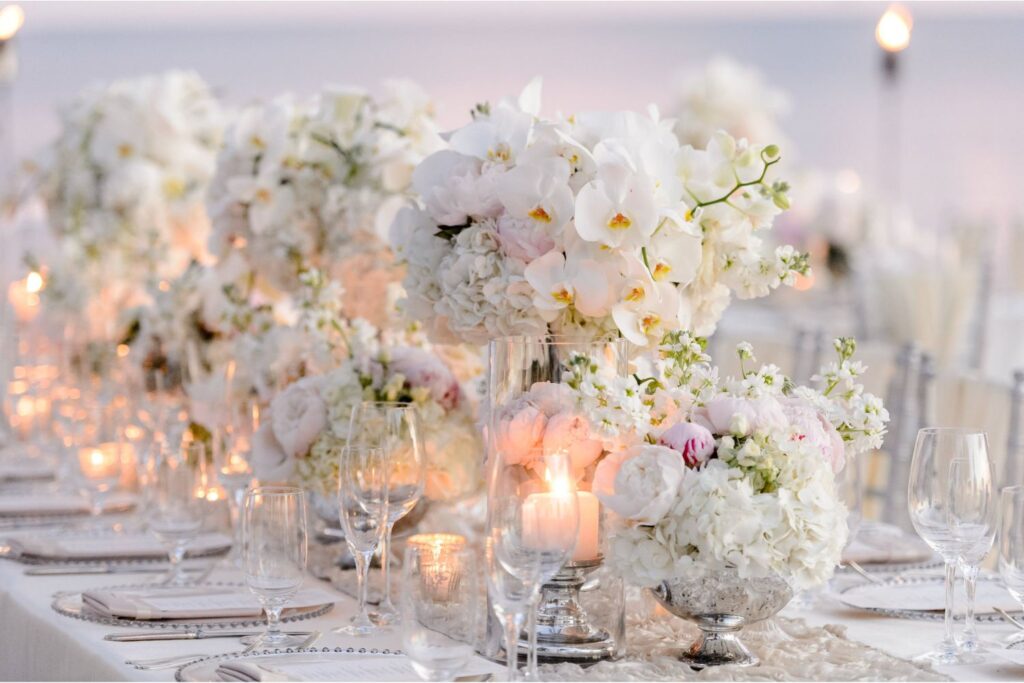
{"left": 648, "top": 570, "right": 793, "bottom": 670}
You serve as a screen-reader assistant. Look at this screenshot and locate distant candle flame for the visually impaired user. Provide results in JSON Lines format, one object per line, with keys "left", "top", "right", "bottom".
{"left": 25, "top": 271, "right": 42, "bottom": 293}
{"left": 0, "top": 5, "right": 24, "bottom": 41}
{"left": 876, "top": 5, "right": 912, "bottom": 53}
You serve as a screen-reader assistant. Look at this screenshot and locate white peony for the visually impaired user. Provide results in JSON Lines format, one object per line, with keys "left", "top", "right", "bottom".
{"left": 593, "top": 444, "right": 685, "bottom": 525}
{"left": 270, "top": 376, "right": 328, "bottom": 459}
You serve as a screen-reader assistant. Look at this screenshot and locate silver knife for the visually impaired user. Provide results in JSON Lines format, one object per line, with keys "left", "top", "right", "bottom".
{"left": 25, "top": 564, "right": 205, "bottom": 576}
{"left": 105, "top": 630, "right": 309, "bottom": 642}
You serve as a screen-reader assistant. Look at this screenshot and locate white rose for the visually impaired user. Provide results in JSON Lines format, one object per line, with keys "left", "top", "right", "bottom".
{"left": 593, "top": 444, "right": 685, "bottom": 524}
{"left": 270, "top": 376, "right": 328, "bottom": 459}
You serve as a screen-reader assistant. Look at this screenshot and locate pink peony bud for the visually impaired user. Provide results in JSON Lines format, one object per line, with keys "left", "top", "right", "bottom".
{"left": 658, "top": 422, "right": 715, "bottom": 468}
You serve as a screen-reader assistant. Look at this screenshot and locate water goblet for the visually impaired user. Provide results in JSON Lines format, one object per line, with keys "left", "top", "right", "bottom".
{"left": 999, "top": 485, "right": 1024, "bottom": 646}
{"left": 908, "top": 428, "right": 994, "bottom": 665}
{"left": 335, "top": 444, "right": 388, "bottom": 636}
{"left": 401, "top": 544, "right": 480, "bottom": 681}
{"left": 241, "top": 485, "right": 309, "bottom": 648}
{"left": 348, "top": 401, "right": 425, "bottom": 626}
{"left": 150, "top": 442, "right": 208, "bottom": 586}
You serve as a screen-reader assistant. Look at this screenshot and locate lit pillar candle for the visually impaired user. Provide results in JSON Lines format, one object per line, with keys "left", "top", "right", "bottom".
{"left": 7, "top": 272, "right": 43, "bottom": 323}
{"left": 78, "top": 445, "right": 121, "bottom": 481}
{"left": 523, "top": 487, "right": 600, "bottom": 562}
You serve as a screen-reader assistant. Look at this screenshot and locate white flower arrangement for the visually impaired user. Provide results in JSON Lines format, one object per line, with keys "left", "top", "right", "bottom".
{"left": 35, "top": 70, "right": 223, "bottom": 317}
{"left": 207, "top": 80, "right": 442, "bottom": 296}
{"left": 494, "top": 333, "right": 887, "bottom": 591}
{"left": 250, "top": 314, "right": 482, "bottom": 502}
{"left": 392, "top": 80, "right": 805, "bottom": 347}
{"left": 668, "top": 56, "right": 790, "bottom": 149}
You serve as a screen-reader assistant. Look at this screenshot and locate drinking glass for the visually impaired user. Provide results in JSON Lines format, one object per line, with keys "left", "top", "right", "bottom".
{"left": 348, "top": 401, "right": 425, "bottom": 626}
{"left": 241, "top": 485, "right": 309, "bottom": 648}
{"left": 401, "top": 544, "right": 480, "bottom": 681}
{"left": 487, "top": 449, "right": 579, "bottom": 680}
{"left": 150, "top": 442, "right": 208, "bottom": 586}
{"left": 908, "top": 428, "right": 994, "bottom": 665}
{"left": 958, "top": 503, "right": 997, "bottom": 652}
{"left": 214, "top": 400, "right": 258, "bottom": 561}
{"left": 485, "top": 537, "right": 529, "bottom": 682}
{"left": 336, "top": 444, "right": 388, "bottom": 636}
{"left": 999, "top": 486, "right": 1024, "bottom": 646}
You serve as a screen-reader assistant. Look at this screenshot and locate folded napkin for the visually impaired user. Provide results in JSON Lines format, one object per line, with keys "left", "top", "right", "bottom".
{"left": 215, "top": 654, "right": 502, "bottom": 682}
{"left": 0, "top": 492, "right": 135, "bottom": 517}
{"left": 842, "top": 523, "right": 935, "bottom": 566}
{"left": 10, "top": 531, "right": 231, "bottom": 560}
{"left": 0, "top": 456, "right": 54, "bottom": 482}
{"left": 81, "top": 586, "right": 338, "bottom": 621}
{"left": 841, "top": 576, "right": 1020, "bottom": 614}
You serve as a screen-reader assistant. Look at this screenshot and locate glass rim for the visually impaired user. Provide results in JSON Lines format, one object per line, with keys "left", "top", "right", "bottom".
{"left": 245, "top": 485, "right": 304, "bottom": 498}
{"left": 917, "top": 427, "right": 987, "bottom": 437}
{"left": 488, "top": 334, "right": 629, "bottom": 347}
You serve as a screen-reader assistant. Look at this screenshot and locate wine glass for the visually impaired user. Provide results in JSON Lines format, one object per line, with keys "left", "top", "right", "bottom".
{"left": 958, "top": 494, "right": 997, "bottom": 652}
{"left": 214, "top": 399, "right": 258, "bottom": 561}
{"left": 487, "top": 449, "right": 579, "bottom": 680}
{"left": 485, "top": 536, "right": 529, "bottom": 682}
{"left": 999, "top": 485, "right": 1024, "bottom": 646}
{"left": 908, "top": 428, "right": 994, "bottom": 665}
{"left": 348, "top": 401, "right": 425, "bottom": 626}
{"left": 336, "top": 444, "right": 388, "bottom": 636}
{"left": 402, "top": 544, "right": 480, "bottom": 681}
{"left": 149, "top": 442, "right": 208, "bottom": 586}
{"left": 241, "top": 485, "right": 309, "bottom": 648}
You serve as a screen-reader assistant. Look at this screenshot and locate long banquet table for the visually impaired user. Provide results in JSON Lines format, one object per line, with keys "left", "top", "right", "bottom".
{"left": 2, "top": 557, "right": 1024, "bottom": 681}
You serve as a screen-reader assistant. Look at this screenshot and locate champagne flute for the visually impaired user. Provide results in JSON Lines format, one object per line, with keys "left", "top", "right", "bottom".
{"left": 241, "top": 485, "right": 309, "bottom": 647}
{"left": 149, "top": 442, "right": 208, "bottom": 586}
{"left": 402, "top": 544, "right": 480, "bottom": 681}
{"left": 335, "top": 444, "right": 388, "bottom": 636}
{"left": 485, "top": 536, "right": 529, "bottom": 682}
{"left": 348, "top": 401, "right": 425, "bottom": 626}
{"left": 907, "top": 428, "right": 993, "bottom": 665}
{"left": 487, "top": 449, "right": 579, "bottom": 680}
{"left": 999, "top": 486, "right": 1024, "bottom": 646}
{"left": 214, "top": 399, "right": 257, "bottom": 561}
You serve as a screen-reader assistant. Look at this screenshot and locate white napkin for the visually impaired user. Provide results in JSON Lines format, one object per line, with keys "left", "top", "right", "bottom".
{"left": 842, "top": 523, "right": 935, "bottom": 566}
{"left": 81, "top": 586, "right": 338, "bottom": 620}
{"left": 0, "top": 454, "right": 54, "bottom": 482}
{"left": 841, "top": 577, "right": 1020, "bottom": 614}
{"left": 0, "top": 492, "right": 135, "bottom": 517}
{"left": 215, "top": 655, "right": 503, "bottom": 682}
{"left": 10, "top": 532, "right": 231, "bottom": 560}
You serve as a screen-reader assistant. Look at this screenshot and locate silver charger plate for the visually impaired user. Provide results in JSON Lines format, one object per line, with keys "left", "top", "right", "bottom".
{"left": 839, "top": 574, "right": 1012, "bottom": 622}
{"left": 1, "top": 527, "right": 231, "bottom": 566}
{"left": 52, "top": 581, "right": 335, "bottom": 630}
{"left": 837, "top": 558, "right": 943, "bottom": 576}
{"left": 175, "top": 647, "right": 404, "bottom": 682}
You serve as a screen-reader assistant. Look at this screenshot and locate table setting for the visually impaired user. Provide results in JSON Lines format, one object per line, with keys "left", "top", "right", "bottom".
{"left": 4, "top": 5, "right": 1024, "bottom": 682}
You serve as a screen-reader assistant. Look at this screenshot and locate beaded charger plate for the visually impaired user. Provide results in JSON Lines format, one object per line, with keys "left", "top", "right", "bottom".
{"left": 52, "top": 581, "right": 334, "bottom": 630}
{"left": 839, "top": 574, "right": 1012, "bottom": 623}
{"left": 175, "top": 647, "right": 406, "bottom": 682}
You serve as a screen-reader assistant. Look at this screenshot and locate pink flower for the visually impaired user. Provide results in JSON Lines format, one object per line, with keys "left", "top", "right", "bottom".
{"left": 692, "top": 396, "right": 787, "bottom": 437}
{"left": 658, "top": 422, "right": 715, "bottom": 468}
{"left": 495, "top": 404, "right": 547, "bottom": 466}
{"left": 781, "top": 398, "right": 847, "bottom": 474}
{"left": 388, "top": 347, "right": 462, "bottom": 411}
{"left": 526, "top": 382, "right": 575, "bottom": 416}
{"left": 496, "top": 215, "right": 556, "bottom": 263}
{"left": 542, "top": 411, "right": 604, "bottom": 472}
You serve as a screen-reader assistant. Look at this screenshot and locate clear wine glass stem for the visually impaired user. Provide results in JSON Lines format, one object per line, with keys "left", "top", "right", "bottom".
{"left": 263, "top": 602, "right": 284, "bottom": 643}
{"left": 504, "top": 610, "right": 523, "bottom": 682}
{"left": 526, "top": 596, "right": 539, "bottom": 679}
{"left": 356, "top": 549, "right": 373, "bottom": 621}
{"left": 167, "top": 540, "right": 188, "bottom": 585}
{"left": 379, "top": 520, "right": 397, "bottom": 612}
{"left": 962, "top": 562, "right": 979, "bottom": 646}
{"left": 942, "top": 560, "right": 958, "bottom": 655}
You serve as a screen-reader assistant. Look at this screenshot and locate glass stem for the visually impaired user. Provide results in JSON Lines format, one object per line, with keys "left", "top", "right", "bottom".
{"left": 963, "top": 563, "right": 979, "bottom": 645}
{"left": 265, "top": 602, "right": 284, "bottom": 641}
{"left": 169, "top": 540, "right": 187, "bottom": 583}
{"left": 526, "top": 593, "right": 539, "bottom": 679}
{"left": 356, "top": 550, "right": 372, "bottom": 619}
{"left": 380, "top": 521, "right": 396, "bottom": 608}
{"left": 504, "top": 611, "right": 522, "bottom": 682}
{"left": 942, "top": 560, "right": 958, "bottom": 653}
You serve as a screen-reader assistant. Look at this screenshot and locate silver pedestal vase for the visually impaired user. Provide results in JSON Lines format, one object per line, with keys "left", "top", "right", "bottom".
{"left": 649, "top": 570, "right": 793, "bottom": 669}
{"left": 517, "top": 557, "right": 616, "bottom": 663}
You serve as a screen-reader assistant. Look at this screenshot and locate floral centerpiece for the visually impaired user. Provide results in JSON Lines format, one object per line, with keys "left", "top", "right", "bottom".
{"left": 33, "top": 70, "right": 223, "bottom": 343}
{"left": 250, "top": 271, "right": 481, "bottom": 502}
{"left": 207, "top": 80, "right": 442, "bottom": 318}
{"left": 392, "top": 79, "right": 805, "bottom": 346}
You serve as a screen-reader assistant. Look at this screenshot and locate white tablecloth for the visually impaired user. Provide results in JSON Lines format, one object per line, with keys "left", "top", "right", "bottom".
{"left": 2, "top": 558, "right": 1024, "bottom": 681}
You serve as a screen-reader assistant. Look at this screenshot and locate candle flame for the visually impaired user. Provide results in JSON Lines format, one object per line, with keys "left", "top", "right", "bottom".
{"left": 25, "top": 271, "right": 43, "bottom": 293}
{"left": 0, "top": 5, "right": 24, "bottom": 41}
{"left": 876, "top": 5, "right": 912, "bottom": 53}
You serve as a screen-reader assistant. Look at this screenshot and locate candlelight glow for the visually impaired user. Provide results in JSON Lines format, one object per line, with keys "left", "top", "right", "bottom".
{"left": 794, "top": 272, "right": 815, "bottom": 292}
{"left": 876, "top": 5, "right": 912, "bottom": 53}
{"left": 25, "top": 271, "right": 43, "bottom": 293}
{"left": 0, "top": 5, "right": 24, "bottom": 41}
